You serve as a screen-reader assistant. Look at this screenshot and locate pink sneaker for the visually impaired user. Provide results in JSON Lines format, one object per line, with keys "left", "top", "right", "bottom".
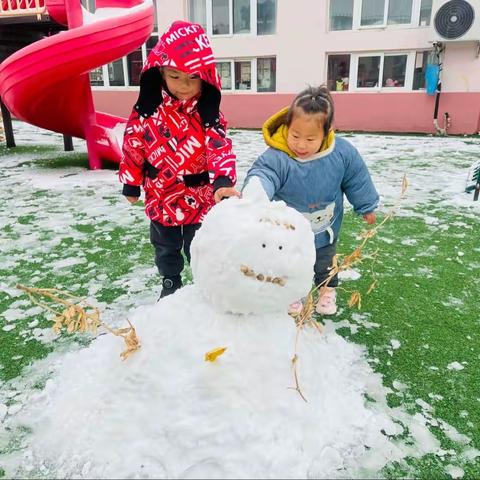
{"left": 316, "top": 287, "right": 337, "bottom": 315}
{"left": 288, "top": 300, "right": 304, "bottom": 315}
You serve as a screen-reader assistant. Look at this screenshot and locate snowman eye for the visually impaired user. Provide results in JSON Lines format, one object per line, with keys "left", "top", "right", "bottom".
{"left": 278, "top": 245, "right": 283, "bottom": 250}
{"left": 262, "top": 243, "right": 266, "bottom": 248}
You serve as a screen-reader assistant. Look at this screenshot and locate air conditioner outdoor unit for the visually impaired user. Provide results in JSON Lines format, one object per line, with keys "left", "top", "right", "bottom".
{"left": 430, "top": 0, "right": 480, "bottom": 42}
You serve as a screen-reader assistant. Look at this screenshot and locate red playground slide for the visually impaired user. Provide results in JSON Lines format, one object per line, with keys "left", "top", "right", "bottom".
{"left": 0, "top": 0, "right": 154, "bottom": 168}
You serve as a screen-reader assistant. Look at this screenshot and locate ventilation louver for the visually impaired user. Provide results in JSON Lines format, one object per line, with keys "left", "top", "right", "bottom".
{"left": 434, "top": 0, "right": 475, "bottom": 39}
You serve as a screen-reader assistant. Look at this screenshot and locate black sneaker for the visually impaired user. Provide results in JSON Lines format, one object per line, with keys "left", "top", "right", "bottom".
{"left": 159, "top": 275, "right": 182, "bottom": 299}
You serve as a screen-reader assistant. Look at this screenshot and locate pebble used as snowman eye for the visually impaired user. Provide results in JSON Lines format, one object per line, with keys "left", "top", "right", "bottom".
{"left": 262, "top": 243, "right": 266, "bottom": 248}
{"left": 279, "top": 246, "right": 283, "bottom": 250}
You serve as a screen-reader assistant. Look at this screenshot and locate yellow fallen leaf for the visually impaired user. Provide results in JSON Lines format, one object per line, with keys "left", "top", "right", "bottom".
{"left": 204, "top": 347, "right": 227, "bottom": 362}
{"left": 348, "top": 291, "right": 362, "bottom": 309}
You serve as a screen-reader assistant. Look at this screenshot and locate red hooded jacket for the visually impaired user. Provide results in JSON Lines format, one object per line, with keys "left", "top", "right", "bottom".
{"left": 119, "top": 21, "right": 237, "bottom": 226}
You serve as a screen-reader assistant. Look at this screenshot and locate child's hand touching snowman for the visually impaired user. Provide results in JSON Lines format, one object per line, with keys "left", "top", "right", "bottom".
{"left": 214, "top": 187, "right": 241, "bottom": 203}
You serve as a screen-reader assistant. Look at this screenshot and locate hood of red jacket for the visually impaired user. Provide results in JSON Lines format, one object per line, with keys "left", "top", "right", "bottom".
{"left": 143, "top": 20, "right": 221, "bottom": 92}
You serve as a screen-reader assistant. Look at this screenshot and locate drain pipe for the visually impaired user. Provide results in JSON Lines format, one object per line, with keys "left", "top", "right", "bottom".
{"left": 430, "top": 43, "right": 450, "bottom": 135}
{"left": 433, "top": 82, "right": 450, "bottom": 135}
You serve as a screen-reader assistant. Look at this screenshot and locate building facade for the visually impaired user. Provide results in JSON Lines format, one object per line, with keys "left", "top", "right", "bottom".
{"left": 4, "top": 0, "right": 480, "bottom": 134}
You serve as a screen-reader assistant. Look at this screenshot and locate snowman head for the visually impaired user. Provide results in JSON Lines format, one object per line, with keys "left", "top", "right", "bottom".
{"left": 191, "top": 177, "right": 316, "bottom": 314}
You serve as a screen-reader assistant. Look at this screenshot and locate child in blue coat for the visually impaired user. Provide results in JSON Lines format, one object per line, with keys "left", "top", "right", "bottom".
{"left": 244, "top": 85, "right": 379, "bottom": 315}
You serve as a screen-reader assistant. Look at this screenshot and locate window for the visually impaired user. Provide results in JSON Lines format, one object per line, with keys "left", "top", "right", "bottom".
{"left": 257, "top": 57, "right": 276, "bottom": 92}
{"left": 146, "top": 35, "right": 158, "bottom": 57}
{"left": 419, "top": 0, "right": 432, "bottom": 26}
{"left": 217, "top": 57, "right": 276, "bottom": 92}
{"left": 387, "top": 0, "right": 412, "bottom": 24}
{"left": 327, "top": 54, "right": 351, "bottom": 91}
{"left": 412, "top": 51, "right": 432, "bottom": 89}
{"left": 81, "top": 0, "right": 95, "bottom": 12}
{"left": 360, "top": 0, "right": 413, "bottom": 27}
{"left": 197, "top": 0, "right": 276, "bottom": 35}
{"left": 217, "top": 61, "right": 232, "bottom": 89}
{"left": 357, "top": 55, "right": 381, "bottom": 87}
{"left": 257, "top": 0, "right": 276, "bottom": 34}
{"left": 361, "top": 0, "right": 385, "bottom": 26}
{"left": 188, "top": 0, "right": 207, "bottom": 30}
{"left": 234, "top": 0, "right": 250, "bottom": 33}
{"left": 92, "top": 34, "right": 158, "bottom": 88}
{"left": 330, "top": 0, "right": 353, "bottom": 31}
{"left": 151, "top": 0, "right": 158, "bottom": 32}
{"left": 329, "top": 0, "right": 432, "bottom": 31}
{"left": 351, "top": 52, "right": 412, "bottom": 90}
{"left": 127, "top": 48, "right": 143, "bottom": 86}
{"left": 235, "top": 61, "right": 251, "bottom": 90}
{"left": 382, "top": 54, "right": 407, "bottom": 87}
{"left": 89, "top": 67, "right": 103, "bottom": 86}
{"left": 212, "top": 0, "right": 230, "bottom": 34}
{"left": 108, "top": 60, "right": 125, "bottom": 87}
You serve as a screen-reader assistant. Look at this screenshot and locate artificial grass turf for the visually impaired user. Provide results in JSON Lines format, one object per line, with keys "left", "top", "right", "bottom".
{"left": 0, "top": 220, "right": 152, "bottom": 381}
{"left": 0, "top": 145, "right": 58, "bottom": 157}
{"left": 335, "top": 208, "right": 480, "bottom": 477}
{"left": 1, "top": 141, "right": 479, "bottom": 477}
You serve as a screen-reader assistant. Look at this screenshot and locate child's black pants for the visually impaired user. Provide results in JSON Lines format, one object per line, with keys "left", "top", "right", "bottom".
{"left": 314, "top": 241, "right": 338, "bottom": 288}
{"left": 150, "top": 221, "right": 201, "bottom": 278}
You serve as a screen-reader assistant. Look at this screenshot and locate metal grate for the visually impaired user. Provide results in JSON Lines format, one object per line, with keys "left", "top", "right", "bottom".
{"left": 434, "top": 0, "right": 475, "bottom": 39}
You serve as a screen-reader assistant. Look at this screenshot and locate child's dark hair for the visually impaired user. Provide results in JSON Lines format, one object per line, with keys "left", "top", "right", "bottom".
{"left": 286, "top": 85, "right": 334, "bottom": 137}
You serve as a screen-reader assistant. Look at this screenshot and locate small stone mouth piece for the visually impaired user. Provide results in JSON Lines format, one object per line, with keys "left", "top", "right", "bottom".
{"left": 240, "top": 264, "right": 286, "bottom": 287}
{"left": 259, "top": 218, "right": 296, "bottom": 230}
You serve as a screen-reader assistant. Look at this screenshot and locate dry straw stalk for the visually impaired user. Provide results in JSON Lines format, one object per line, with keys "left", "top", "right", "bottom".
{"left": 288, "top": 175, "right": 408, "bottom": 401}
{"left": 16, "top": 284, "right": 140, "bottom": 360}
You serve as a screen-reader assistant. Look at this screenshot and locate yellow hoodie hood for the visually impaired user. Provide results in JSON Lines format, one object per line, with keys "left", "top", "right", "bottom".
{"left": 262, "top": 107, "right": 335, "bottom": 160}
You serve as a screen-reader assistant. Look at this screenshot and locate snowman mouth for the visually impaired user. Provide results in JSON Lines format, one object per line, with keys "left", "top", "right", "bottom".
{"left": 240, "top": 264, "right": 286, "bottom": 286}
{"left": 259, "top": 218, "right": 296, "bottom": 230}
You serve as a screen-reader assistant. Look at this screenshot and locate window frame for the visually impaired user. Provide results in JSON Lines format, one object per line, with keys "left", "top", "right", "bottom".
{"left": 209, "top": 0, "right": 234, "bottom": 36}
{"left": 329, "top": 0, "right": 354, "bottom": 31}
{"left": 416, "top": 0, "right": 432, "bottom": 26}
{"left": 328, "top": 51, "right": 418, "bottom": 92}
{"left": 90, "top": 34, "right": 159, "bottom": 89}
{"left": 233, "top": 0, "right": 253, "bottom": 35}
{"left": 326, "top": 53, "right": 352, "bottom": 92}
{"left": 352, "top": 52, "right": 414, "bottom": 91}
{"left": 216, "top": 57, "right": 276, "bottom": 92}
{"left": 203, "top": 0, "right": 277, "bottom": 36}
{"left": 187, "top": 0, "right": 207, "bottom": 30}
{"left": 91, "top": 45, "right": 276, "bottom": 94}
{"left": 234, "top": 59, "right": 254, "bottom": 90}
{"left": 217, "top": 60, "right": 235, "bottom": 90}
{"left": 412, "top": 49, "right": 433, "bottom": 90}
{"left": 256, "top": 56, "right": 276, "bottom": 92}
{"left": 356, "top": 0, "right": 389, "bottom": 29}
{"left": 330, "top": 0, "right": 431, "bottom": 31}
{"left": 356, "top": 0, "right": 414, "bottom": 29}
{"left": 381, "top": 53, "right": 410, "bottom": 88}
{"left": 217, "top": 58, "right": 256, "bottom": 92}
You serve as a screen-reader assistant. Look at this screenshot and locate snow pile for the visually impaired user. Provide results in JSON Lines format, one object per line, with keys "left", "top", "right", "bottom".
{"left": 2, "top": 185, "right": 441, "bottom": 479}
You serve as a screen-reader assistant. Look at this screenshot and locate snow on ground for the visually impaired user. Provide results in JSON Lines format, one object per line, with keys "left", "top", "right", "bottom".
{"left": 0, "top": 182, "right": 440, "bottom": 478}
{"left": 0, "top": 293, "right": 442, "bottom": 479}
{"left": 0, "top": 121, "right": 479, "bottom": 478}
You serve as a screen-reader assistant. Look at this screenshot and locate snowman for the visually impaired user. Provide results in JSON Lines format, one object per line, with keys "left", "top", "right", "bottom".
{"left": 2, "top": 179, "right": 432, "bottom": 479}
{"left": 191, "top": 177, "right": 316, "bottom": 314}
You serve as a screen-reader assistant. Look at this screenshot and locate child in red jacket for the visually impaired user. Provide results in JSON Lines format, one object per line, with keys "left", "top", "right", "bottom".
{"left": 119, "top": 21, "right": 239, "bottom": 298}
